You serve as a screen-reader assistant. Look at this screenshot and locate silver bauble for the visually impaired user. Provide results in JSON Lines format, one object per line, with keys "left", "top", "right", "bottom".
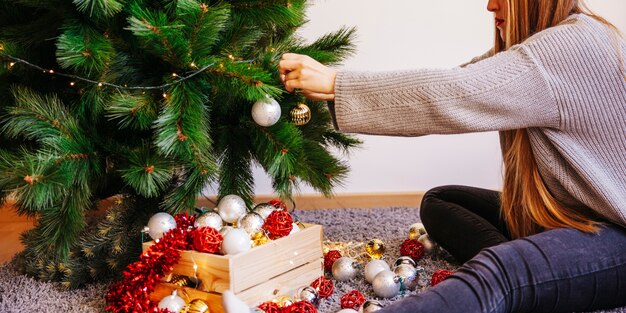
{"left": 365, "top": 259, "right": 391, "bottom": 283}
{"left": 218, "top": 195, "right": 247, "bottom": 224}
{"left": 297, "top": 286, "right": 319, "bottom": 306}
{"left": 222, "top": 228, "right": 252, "bottom": 255}
{"left": 394, "top": 256, "right": 417, "bottom": 268}
{"left": 418, "top": 233, "right": 436, "bottom": 253}
{"left": 220, "top": 225, "right": 234, "bottom": 237}
{"left": 147, "top": 212, "right": 177, "bottom": 240}
{"left": 251, "top": 96, "right": 281, "bottom": 127}
{"left": 362, "top": 300, "right": 384, "bottom": 312}
{"left": 238, "top": 212, "right": 265, "bottom": 234}
{"left": 394, "top": 264, "right": 418, "bottom": 291}
{"left": 372, "top": 270, "right": 401, "bottom": 298}
{"left": 331, "top": 257, "right": 359, "bottom": 281}
{"left": 253, "top": 203, "right": 277, "bottom": 220}
{"left": 194, "top": 211, "right": 223, "bottom": 230}
{"left": 336, "top": 310, "right": 358, "bottom": 313}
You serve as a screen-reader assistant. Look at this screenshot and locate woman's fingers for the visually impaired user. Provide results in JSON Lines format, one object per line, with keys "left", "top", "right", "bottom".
{"left": 279, "top": 53, "right": 336, "bottom": 95}
{"left": 278, "top": 60, "right": 301, "bottom": 75}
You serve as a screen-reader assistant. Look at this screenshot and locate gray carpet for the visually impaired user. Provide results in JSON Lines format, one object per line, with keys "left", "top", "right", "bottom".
{"left": 1, "top": 207, "right": 624, "bottom": 313}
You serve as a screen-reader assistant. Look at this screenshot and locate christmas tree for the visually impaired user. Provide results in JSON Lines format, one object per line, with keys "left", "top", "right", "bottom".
{"left": 0, "top": 0, "right": 359, "bottom": 288}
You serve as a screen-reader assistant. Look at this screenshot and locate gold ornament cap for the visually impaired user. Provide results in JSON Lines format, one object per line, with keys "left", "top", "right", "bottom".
{"left": 290, "top": 103, "right": 312, "bottom": 126}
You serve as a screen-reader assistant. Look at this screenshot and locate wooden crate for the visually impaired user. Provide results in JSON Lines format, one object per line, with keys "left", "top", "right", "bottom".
{"left": 143, "top": 224, "right": 323, "bottom": 312}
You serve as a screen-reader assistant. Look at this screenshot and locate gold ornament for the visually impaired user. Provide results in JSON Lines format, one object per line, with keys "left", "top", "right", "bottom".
{"left": 181, "top": 299, "right": 210, "bottom": 313}
{"left": 166, "top": 274, "right": 192, "bottom": 287}
{"left": 290, "top": 103, "right": 311, "bottom": 126}
{"left": 408, "top": 223, "right": 427, "bottom": 240}
{"left": 365, "top": 239, "right": 386, "bottom": 259}
{"left": 275, "top": 295, "right": 294, "bottom": 307}
{"left": 251, "top": 231, "right": 270, "bottom": 247}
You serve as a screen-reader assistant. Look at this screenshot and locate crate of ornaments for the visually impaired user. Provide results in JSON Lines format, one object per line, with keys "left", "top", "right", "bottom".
{"left": 105, "top": 195, "right": 323, "bottom": 313}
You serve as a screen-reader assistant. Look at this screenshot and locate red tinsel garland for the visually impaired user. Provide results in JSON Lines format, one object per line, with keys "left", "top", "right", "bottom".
{"left": 340, "top": 290, "right": 366, "bottom": 310}
{"left": 310, "top": 276, "right": 334, "bottom": 299}
{"left": 286, "top": 300, "right": 318, "bottom": 313}
{"left": 431, "top": 269, "right": 454, "bottom": 286}
{"left": 192, "top": 227, "right": 223, "bottom": 254}
{"left": 258, "top": 301, "right": 283, "bottom": 313}
{"left": 263, "top": 210, "right": 293, "bottom": 239}
{"left": 175, "top": 212, "right": 196, "bottom": 250}
{"left": 268, "top": 199, "right": 288, "bottom": 210}
{"left": 323, "top": 250, "right": 342, "bottom": 271}
{"left": 400, "top": 239, "right": 425, "bottom": 262}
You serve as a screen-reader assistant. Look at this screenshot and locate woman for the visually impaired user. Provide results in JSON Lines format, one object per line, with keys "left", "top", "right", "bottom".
{"left": 279, "top": 0, "right": 626, "bottom": 312}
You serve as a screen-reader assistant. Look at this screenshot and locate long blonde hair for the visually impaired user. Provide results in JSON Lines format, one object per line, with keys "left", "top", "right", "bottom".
{"left": 497, "top": 0, "right": 622, "bottom": 238}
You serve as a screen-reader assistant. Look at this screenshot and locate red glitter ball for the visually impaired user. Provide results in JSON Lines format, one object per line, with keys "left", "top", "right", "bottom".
{"left": 268, "top": 199, "right": 288, "bottom": 210}
{"left": 340, "top": 290, "right": 366, "bottom": 310}
{"left": 431, "top": 269, "right": 455, "bottom": 286}
{"left": 286, "top": 300, "right": 317, "bottom": 313}
{"left": 262, "top": 210, "right": 293, "bottom": 240}
{"left": 323, "top": 250, "right": 342, "bottom": 271}
{"left": 192, "top": 227, "right": 223, "bottom": 254}
{"left": 258, "top": 301, "right": 282, "bottom": 313}
{"left": 400, "top": 239, "right": 425, "bottom": 261}
{"left": 310, "top": 276, "right": 334, "bottom": 299}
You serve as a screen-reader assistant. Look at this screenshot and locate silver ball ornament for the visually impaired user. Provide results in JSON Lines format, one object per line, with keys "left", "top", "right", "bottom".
{"left": 297, "top": 286, "right": 319, "bottom": 306}
{"left": 253, "top": 203, "right": 277, "bottom": 219}
{"left": 372, "top": 270, "right": 402, "bottom": 298}
{"left": 238, "top": 212, "right": 265, "bottom": 234}
{"left": 394, "top": 256, "right": 417, "bottom": 268}
{"left": 157, "top": 293, "right": 186, "bottom": 313}
{"left": 331, "top": 257, "right": 359, "bottom": 281}
{"left": 336, "top": 310, "right": 358, "bottom": 313}
{"left": 251, "top": 96, "right": 281, "bottom": 127}
{"left": 364, "top": 259, "right": 390, "bottom": 283}
{"left": 222, "top": 228, "right": 252, "bottom": 255}
{"left": 194, "top": 211, "right": 223, "bottom": 230}
{"left": 418, "top": 234, "right": 436, "bottom": 253}
{"left": 147, "top": 212, "right": 177, "bottom": 240}
{"left": 362, "top": 300, "right": 384, "bottom": 312}
{"left": 220, "top": 225, "right": 234, "bottom": 237}
{"left": 394, "top": 263, "right": 419, "bottom": 291}
{"left": 218, "top": 195, "right": 247, "bottom": 224}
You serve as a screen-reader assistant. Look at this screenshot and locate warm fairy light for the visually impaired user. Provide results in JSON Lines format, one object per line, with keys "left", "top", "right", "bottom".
{"left": 193, "top": 264, "right": 198, "bottom": 271}
{"left": 9, "top": 62, "right": 15, "bottom": 67}
{"left": 49, "top": 69, "right": 54, "bottom": 74}
{"left": 228, "top": 54, "right": 234, "bottom": 60}
{"left": 162, "top": 93, "right": 168, "bottom": 99}
{"left": 98, "top": 82, "right": 103, "bottom": 87}
{"left": 190, "top": 62, "right": 197, "bottom": 68}
{"left": 69, "top": 82, "right": 76, "bottom": 86}
{"left": 172, "top": 73, "right": 178, "bottom": 77}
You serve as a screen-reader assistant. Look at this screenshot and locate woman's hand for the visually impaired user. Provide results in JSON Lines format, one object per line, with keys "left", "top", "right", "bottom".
{"left": 278, "top": 53, "right": 337, "bottom": 101}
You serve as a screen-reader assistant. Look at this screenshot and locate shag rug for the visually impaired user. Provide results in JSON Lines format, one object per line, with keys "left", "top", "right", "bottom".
{"left": 0, "top": 207, "right": 624, "bottom": 313}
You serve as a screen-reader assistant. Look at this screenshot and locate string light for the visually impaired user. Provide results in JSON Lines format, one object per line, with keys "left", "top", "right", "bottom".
{"left": 171, "top": 73, "right": 178, "bottom": 77}
{"left": 9, "top": 62, "right": 15, "bottom": 67}
{"left": 49, "top": 69, "right": 54, "bottom": 74}
{"left": 97, "top": 82, "right": 103, "bottom": 87}
{"left": 162, "top": 93, "right": 168, "bottom": 99}
{"left": 190, "top": 62, "right": 197, "bottom": 68}
{"left": 69, "top": 82, "right": 76, "bottom": 86}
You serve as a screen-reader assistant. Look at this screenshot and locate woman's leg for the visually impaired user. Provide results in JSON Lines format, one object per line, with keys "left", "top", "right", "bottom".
{"left": 380, "top": 225, "right": 626, "bottom": 313}
{"left": 420, "top": 185, "right": 510, "bottom": 263}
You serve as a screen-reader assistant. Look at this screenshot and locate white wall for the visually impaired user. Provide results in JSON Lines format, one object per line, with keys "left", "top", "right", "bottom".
{"left": 220, "top": 0, "right": 626, "bottom": 196}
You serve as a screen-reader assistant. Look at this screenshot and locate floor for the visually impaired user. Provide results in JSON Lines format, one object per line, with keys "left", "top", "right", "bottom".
{"left": 0, "top": 202, "right": 34, "bottom": 263}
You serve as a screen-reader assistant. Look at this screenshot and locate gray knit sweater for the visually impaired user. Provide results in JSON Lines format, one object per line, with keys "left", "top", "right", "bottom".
{"left": 331, "top": 14, "right": 626, "bottom": 227}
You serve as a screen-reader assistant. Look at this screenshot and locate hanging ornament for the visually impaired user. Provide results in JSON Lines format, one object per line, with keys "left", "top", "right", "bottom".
{"left": 324, "top": 250, "right": 343, "bottom": 271}
{"left": 222, "top": 228, "right": 252, "bottom": 255}
{"left": 365, "top": 239, "right": 386, "bottom": 259}
{"left": 408, "top": 222, "right": 427, "bottom": 240}
{"left": 362, "top": 300, "right": 384, "bottom": 312}
{"left": 297, "top": 286, "right": 320, "bottom": 306}
{"left": 192, "top": 227, "right": 223, "bottom": 254}
{"left": 332, "top": 257, "right": 360, "bottom": 281}
{"left": 287, "top": 300, "right": 318, "bottom": 313}
{"left": 147, "top": 212, "right": 177, "bottom": 240}
{"left": 394, "top": 256, "right": 417, "bottom": 268}
{"left": 252, "top": 95, "right": 281, "bottom": 127}
{"left": 340, "top": 290, "right": 366, "bottom": 310}
{"left": 238, "top": 212, "right": 265, "bottom": 234}
{"left": 394, "top": 264, "right": 419, "bottom": 291}
{"left": 195, "top": 211, "right": 223, "bottom": 230}
{"left": 418, "top": 234, "right": 436, "bottom": 254}
{"left": 157, "top": 291, "right": 187, "bottom": 313}
{"left": 310, "top": 276, "right": 334, "bottom": 299}
{"left": 400, "top": 239, "right": 425, "bottom": 262}
{"left": 253, "top": 203, "right": 278, "bottom": 219}
{"left": 251, "top": 230, "right": 270, "bottom": 247}
{"left": 217, "top": 195, "right": 247, "bottom": 224}
{"left": 181, "top": 299, "right": 210, "bottom": 313}
{"left": 290, "top": 103, "right": 312, "bottom": 126}
{"left": 166, "top": 274, "right": 193, "bottom": 287}
{"left": 365, "top": 259, "right": 391, "bottom": 283}
{"left": 431, "top": 269, "right": 454, "bottom": 286}
{"left": 262, "top": 210, "right": 293, "bottom": 239}
{"left": 258, "top": 301, "right": 282, "bottom": 313}
{"left": 372, "top": 270, "right": 402, "bottom": 298}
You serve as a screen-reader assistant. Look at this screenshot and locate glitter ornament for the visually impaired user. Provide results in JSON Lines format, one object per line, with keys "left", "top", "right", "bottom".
{"left": 194, "top": 211, "right": 223, "bottom": 230}
{"left": 372, "top": 270, "right": 402, "bottom": 298}
{"left": 394, "top": 256, "right": 417, "bottom": 268}
{"left": 158, "top": 291, "right": 187, "bottom": 313}
{"left": 431, "top": 269, "right": 454, "bottom": 286}
{"left": 400, "top": 239, "right": 425, "bottom": 262}
{"left": 324, "top": 250, "right": 342, "bottom": 271}
{"left": 217, "top": 195, "right": 247, "bottom": 224}
{"left": 290, "top": 103, "right": 312, "bottom": 126}
{"left": 252, "top": 95, "right": 281, "bottom": 127}
{"left": 365, "top": 239, "right": 385, "bottom": 259}
{"left": 408, "top": 222, "right": 427, "bottom": 240}
{"left": 310, "top": 276, "right": 334, "bottom": 299}
{"left": 394, "top": 264, "right": 419, "bottom": 291}
{"left": 147, "top": 212, "right": 177, "bottom": 240}
{"left": 253, "top": 203, "right": 277, "bottom": 219}
{"left": 365, "top": 259, "right": 391, "bottom": 283}
{"left": 222, "top": 228, "right": 252, "bottom": 255}
{"left": 418, "top": 234, "right": 436, "bottom": 253}
{"left": 340, "top": 290, "right": 366, "bottom": 310}
{"left": 362, "top": 300, "right": 384, "bottom": 312}
{"left": 298, "top": 286, "right": 320, "bottom": 306}
{"left": 238, "top": 212, "right": 265, "bottom": 234}
{"left": 251, "top": 230, "right": 270, "bottom": 247}
{"left": 181, "top": 299, "right": 209, "bottom": 313}
{"left": 192, "top": 227, "right": 223, "bottom": 254}
{"left": 332, "top": 257, "right": 359, "bottom": 281}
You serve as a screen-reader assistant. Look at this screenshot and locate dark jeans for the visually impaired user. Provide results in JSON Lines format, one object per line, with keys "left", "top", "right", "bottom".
{"left": 381, "top": 185, "right": 626, "bottom": 313}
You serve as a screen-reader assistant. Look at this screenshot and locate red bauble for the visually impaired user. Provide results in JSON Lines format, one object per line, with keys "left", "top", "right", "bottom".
{"left": 400, "top": 239, "right": 425, "bottom": 261}
{"left": 263, "top": 210, "right": 293, "bottom": 239}
{"left": 268, "top": 199, "right": 288, "bottom": 210}
{"left": 192, "top": 227, "right": 223, "bottom": 254}
{"left": 310, "top": 276, "right": 334, "bottom": 299}
{"left": 340, "top": 290, "right": 366, "bottom": 310}
{"left": 431, "top": 269, "right": 454, "bottom": 286}
{"left": 286, "top": 300, "right": 317, "bottom": 313}
{"left": 258, "top": 301, "right": 282, "bottom": 313}
{"left": 323, "top": 250, "right": 342, "bottom": 271}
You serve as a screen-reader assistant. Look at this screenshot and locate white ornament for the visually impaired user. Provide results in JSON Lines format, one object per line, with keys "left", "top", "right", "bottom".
{"left": 238, "top": 212, "right": 265, "bottom": 234}
{"left": 218, "top": 195, "right": 247, "bottom": 224}
{"left": 253, "top": 203, "right": 277, "bottom": 219}
{"left": 365, "top": 259, "right": 391, "bottom": 283}
{"left": 251, "top": 96, "right": 281, "bottom": 127}
{"left": 394, "top": 264, "right": 419, "bottom": 291}
{"left": 372, "top": 270, "right": 401, "bottom": 298}
{"left": 222, "top": 290, "right": 253, "bottom": 313}
{"left": 222, "top": 228, "right": 252, "bottom": 255}
{"left": 332, "top": 257, "right": 359, "bottom": 281}
{"left": 418, "top": 234, "right": 436, "bottom": 253}
{"left": 195, "top": 211, "right": 223, "bottom": 230}
{"left": 147, "top": 212, "right": 177, "bottom": 240}
{"left": 289, "top": 222, "right": 300, "bottom": 235}
{"left": 336, "top": 310, "right": 359, "bottom": 313}
{"left": 158, "top": 292, "right": 186, "bottom": 313}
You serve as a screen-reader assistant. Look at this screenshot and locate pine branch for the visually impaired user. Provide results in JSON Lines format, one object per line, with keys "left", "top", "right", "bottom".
{"left": 176, "top": 0, "right": 231, "bottom": 60}
{"left": 293, "top": 26, "right": 358, "bottom": 65}
{"left": 56, "top": 22, "right": 116, "bottom": 77}
{"left": 120, "top": 145, "right": 174, "bottom": 198}
{"left": 106, "top": 92, "right": 158, "bottom": 130}
{"left": 73, "top": 0, "right": 124, "bottom": 18}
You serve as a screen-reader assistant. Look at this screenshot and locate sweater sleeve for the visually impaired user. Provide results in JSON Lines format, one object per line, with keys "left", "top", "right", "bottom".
{"left": 331, "top": 45, "right": 560, "bottom": 136}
